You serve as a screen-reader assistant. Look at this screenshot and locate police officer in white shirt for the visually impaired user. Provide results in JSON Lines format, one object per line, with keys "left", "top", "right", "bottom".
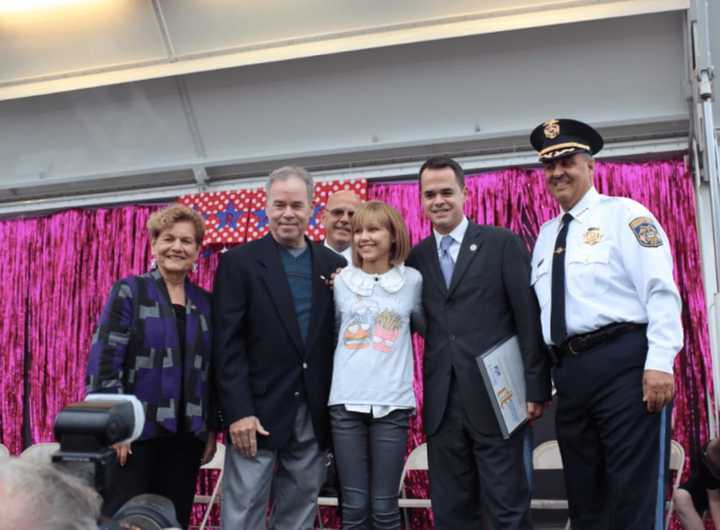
{"left": 529, "top": 119, "right": 683, "bottom": 530}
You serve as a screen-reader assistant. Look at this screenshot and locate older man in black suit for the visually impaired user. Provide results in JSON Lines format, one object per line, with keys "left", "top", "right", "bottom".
{"left": 213, "top": 166, "right": 346, "bottom": 530}
{"left": 407, "top": 156, "right": 551, "bottom": 530}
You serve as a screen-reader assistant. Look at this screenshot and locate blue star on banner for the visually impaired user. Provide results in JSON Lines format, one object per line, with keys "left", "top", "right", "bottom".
{"left": 217, "top": 200, "right": 245, "bottom": 229}
{"left": 308, "top": 204, "right": 324, "bottom": 228}
{"left": 253, "top": 209, "right": 269, "bottom": 230}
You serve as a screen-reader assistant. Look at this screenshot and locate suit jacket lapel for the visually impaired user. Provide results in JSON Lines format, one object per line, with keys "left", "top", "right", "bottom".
{"left": 447, "top": 223, "right": 483, "bottom": 297}
{"left": 256, "top": 235, "right": 305, "bottom": 356}
{"left": 305, "top": 244, "right": 331, "bottom": 358}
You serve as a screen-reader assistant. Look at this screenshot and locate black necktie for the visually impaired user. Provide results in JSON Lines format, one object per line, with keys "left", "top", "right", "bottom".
{"left": 551, "top": 213, "right": 574, "bottom": 345}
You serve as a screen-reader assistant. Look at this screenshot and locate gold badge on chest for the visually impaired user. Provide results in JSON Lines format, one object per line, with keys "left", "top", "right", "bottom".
{"left": 582, "top": 227, "right": 603, "bottom": 246}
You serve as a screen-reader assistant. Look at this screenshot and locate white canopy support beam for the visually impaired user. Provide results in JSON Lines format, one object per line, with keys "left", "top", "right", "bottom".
{"left": 689, "top": 0, "right": 720, "bottom": 437}
{"left": 192, "top": 166, "right": 209, "bottom": 192}
{"left": 0, "top": 137, "right": 687, "bottom": 217}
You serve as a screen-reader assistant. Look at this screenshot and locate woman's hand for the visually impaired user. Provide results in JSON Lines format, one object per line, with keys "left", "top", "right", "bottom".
{"left": 113, "top": 442, "right": 132, "bottom": 466}
{"left": 201, "top": 432, "right": 218, "bottom": 465}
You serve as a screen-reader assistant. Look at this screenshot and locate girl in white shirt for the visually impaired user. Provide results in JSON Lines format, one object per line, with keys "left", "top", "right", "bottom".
{"left": 328, "top": 200, "right": 423, "bottom": 530}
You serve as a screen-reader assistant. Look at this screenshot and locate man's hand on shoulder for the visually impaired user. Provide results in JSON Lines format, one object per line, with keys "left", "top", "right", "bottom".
{"left": 330, "top": 267, "right": 344, "bottom": 286}
{"left": 642, "top": 369, "right": 674, "bottom": 413}
{"left": 229, "top": 415, "right": 270, "bottom": 457}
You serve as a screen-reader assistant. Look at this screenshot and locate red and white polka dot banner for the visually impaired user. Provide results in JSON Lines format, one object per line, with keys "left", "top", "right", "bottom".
{"left": 178, "top": 178, "right": 367, "bottom": 245}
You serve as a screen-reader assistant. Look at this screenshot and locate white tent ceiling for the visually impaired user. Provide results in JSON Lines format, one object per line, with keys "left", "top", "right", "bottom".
{"left": 0, "top": 0, "right": 688, "bottom": 101}
{"left": 0, "top": 0, "right": 691, "bottom": 213}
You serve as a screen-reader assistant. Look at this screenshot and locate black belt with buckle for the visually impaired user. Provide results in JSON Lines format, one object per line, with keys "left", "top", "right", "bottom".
{"left": 549, "top": 322, "right": 645, "bottom": 364}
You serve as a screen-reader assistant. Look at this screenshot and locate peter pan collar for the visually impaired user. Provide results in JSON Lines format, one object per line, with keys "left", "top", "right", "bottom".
{"left": 340, "top": 264, "right": 406, "bottom": 296}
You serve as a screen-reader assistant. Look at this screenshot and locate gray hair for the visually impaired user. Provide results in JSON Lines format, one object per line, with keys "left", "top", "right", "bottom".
{"left": 577, "top": 151, "right": 593, "bottom": 160}
{"left": 265, "top": 166, "right": 314, "bottom": 204}
{"left": 0, "top": 458, "right": 101, "bottom": 530}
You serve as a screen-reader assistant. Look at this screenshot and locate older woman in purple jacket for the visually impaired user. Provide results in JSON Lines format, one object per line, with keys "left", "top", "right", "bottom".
{"left": 86, "top": 204, "right": 219, "bottom": 528}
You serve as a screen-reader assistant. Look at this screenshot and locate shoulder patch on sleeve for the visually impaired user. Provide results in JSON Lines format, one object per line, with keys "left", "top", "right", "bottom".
{"left": 629, "top": 216, "right": 663, "bottom": 248}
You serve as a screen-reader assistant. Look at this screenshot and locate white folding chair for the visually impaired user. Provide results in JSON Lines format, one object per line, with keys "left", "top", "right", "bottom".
{"left": 19, "top": 442, "right": 60, "bottom": 463}
{"left": 0, "top": 443, "right": 10, "bottom": 459}
{"left": 315, "top": 495, "right": 340, "bottom": 530}
{"left": 398, "top": 442, "right": 432, "bottom": 528}
{"left": 531, "top": 440, "right": 570, "bottom": 530}
{"left": 194, "top": 441, "right": 226, "bottom": 530}
{"left": 665, "top": 440, "right": 686, "bottom": 530}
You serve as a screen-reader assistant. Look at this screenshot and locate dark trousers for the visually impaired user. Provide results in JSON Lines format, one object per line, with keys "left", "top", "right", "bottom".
{"left": 553, "top": 327, "right": 672, "bottom": 530}
{"left": 102, "top": 433, "right": 205, "bottom": 529}
{"left": 427, "top": 375, "right": 532, "bottom": 530}
{"left": 330, "top": 406, "right": 410, "bottom": 530}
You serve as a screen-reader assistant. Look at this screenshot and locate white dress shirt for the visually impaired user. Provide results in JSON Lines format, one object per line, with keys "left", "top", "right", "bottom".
{"left": 324, "top": 239, "right": 353, "bottom": 262}
{"left": 531, "top": 187, "right": 683, "bottom": 374}
{"left": 433, "top": 215, "right": 469, "bottom": 263}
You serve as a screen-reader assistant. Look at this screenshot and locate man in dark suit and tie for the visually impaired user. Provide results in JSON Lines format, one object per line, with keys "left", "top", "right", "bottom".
{"left": 213, "top": 166, "right": 346, "bottom": 529}
{"left": 407, "top": 156, "right": 551, "bottom": 530}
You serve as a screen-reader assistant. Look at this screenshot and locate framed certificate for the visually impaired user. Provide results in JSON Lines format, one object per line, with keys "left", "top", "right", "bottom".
{"left": 476, "top": 335, "right": 527, "bottom": 439}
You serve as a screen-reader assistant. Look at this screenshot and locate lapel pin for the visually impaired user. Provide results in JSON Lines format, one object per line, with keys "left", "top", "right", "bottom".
{"left": 470, "top": 243, "right": 478, "bottom": 252}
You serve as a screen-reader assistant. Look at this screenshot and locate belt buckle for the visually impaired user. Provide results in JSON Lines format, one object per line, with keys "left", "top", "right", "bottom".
{"left": 567, "top": 339, "right": 579, "bottom": 356}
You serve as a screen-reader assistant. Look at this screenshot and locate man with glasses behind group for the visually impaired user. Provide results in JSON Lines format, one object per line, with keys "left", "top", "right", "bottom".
{"left": 321, "top": 190, "right": 362, "bottom": 261}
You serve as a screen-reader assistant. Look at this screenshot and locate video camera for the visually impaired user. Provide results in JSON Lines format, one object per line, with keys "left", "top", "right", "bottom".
{"left": 53, "top": 394, "right": 143, "bottom": 495}
{"left": 52, "top": 395, "right": 183, "bottom": 530}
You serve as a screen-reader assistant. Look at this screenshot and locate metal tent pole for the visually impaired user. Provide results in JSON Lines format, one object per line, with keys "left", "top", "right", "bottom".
{"left": 690, "top": 0, "right": 719, "bottom": 436}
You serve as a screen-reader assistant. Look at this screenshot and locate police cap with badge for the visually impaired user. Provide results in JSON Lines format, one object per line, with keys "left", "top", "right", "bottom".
{"left": 530, "top": 118, "right": 604, "bottom": 161}
{"left": 531, "top": 118, "right": 664, "bottom": 249}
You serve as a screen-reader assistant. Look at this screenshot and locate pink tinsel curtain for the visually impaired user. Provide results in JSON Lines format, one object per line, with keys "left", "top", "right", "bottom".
{"left": 0, "top": 159, "right": 712, "bottom": 530}
{"left": 25, "top": 207, "right": 159, "bottom": 444}
{"left": 0, "top": 218, "right": 38, "bottom": 455}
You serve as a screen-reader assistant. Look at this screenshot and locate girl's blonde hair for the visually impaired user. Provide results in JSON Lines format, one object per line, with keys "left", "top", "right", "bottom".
{"left": 351, "top": 201, "right": 410, "bottom": 268}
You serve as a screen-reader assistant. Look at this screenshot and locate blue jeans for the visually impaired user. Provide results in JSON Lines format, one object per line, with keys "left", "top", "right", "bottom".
{"left": 330, "top": 406, "right": 410, "bottom": 530}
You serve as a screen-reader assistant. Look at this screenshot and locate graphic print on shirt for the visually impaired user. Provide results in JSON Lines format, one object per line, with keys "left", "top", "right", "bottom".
{"left": 342, "top": 304, "right": 375, "bottom": 350}
{"left": 340, "top": 300, "right": 403, "bottom": 354}
{"left": 372, "top": 309, "right": 403, "bottom": 353}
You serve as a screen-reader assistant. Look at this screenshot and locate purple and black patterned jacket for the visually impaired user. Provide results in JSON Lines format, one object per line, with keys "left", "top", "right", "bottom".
{"left": 86, "top": 269, "right": 217, "bottom": 440}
